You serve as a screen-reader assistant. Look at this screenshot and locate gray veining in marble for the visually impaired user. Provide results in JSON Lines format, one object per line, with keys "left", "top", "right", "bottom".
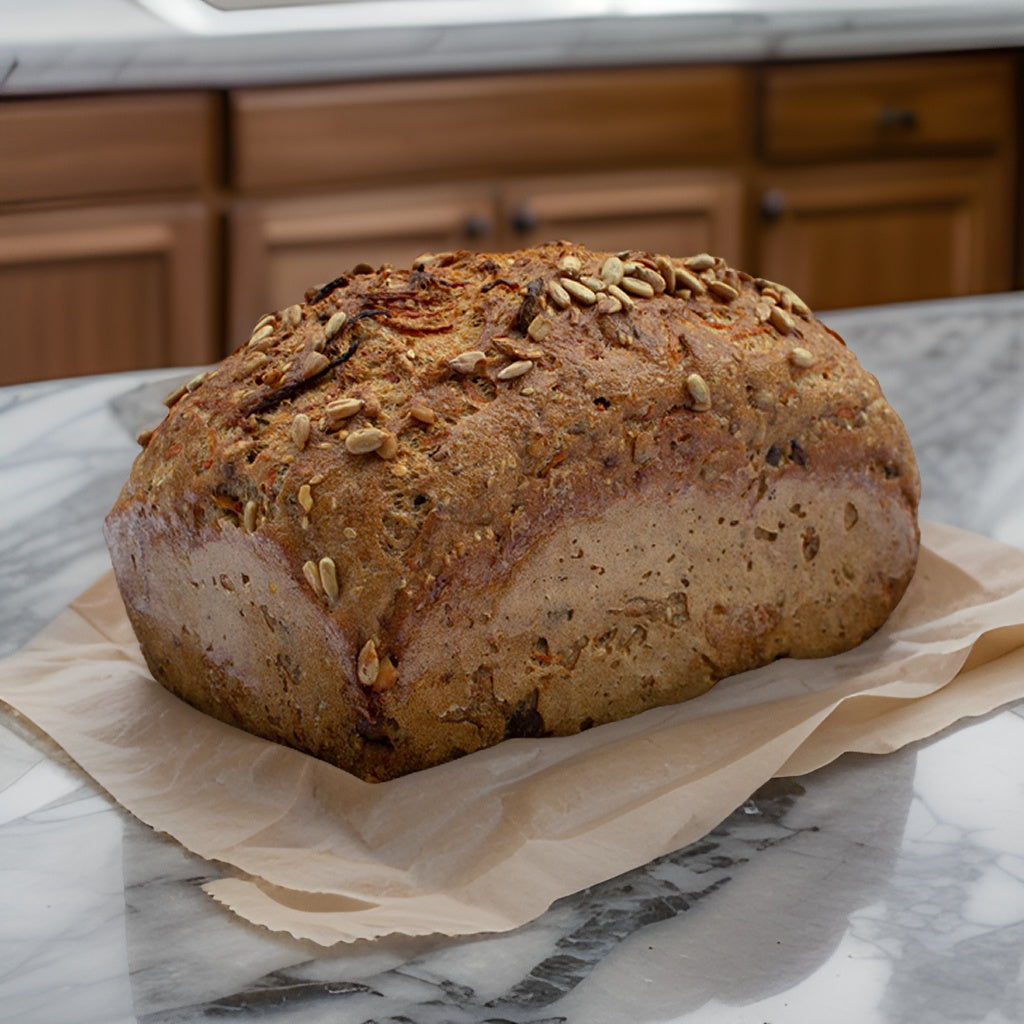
{"left": 1, "top": 292, "right": 1023, "bottom": 1023}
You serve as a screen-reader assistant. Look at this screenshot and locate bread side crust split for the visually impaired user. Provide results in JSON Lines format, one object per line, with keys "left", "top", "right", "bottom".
{"left": 104, "top": 243, "right": 920, "bottom": 780}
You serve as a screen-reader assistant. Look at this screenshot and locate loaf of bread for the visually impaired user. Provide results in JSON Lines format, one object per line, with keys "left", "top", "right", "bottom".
{"left": 104, "top": 243, "right": 920, "bottom": 781}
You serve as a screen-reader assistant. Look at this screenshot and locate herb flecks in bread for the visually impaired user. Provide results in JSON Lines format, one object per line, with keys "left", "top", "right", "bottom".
{"left": 107, "top": 243, "right": 920, "bottom": 781}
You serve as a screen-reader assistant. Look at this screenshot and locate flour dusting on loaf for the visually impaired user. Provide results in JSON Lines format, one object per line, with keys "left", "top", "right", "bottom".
{"left": 104, "top": 243, "right": 920, "bottom": 781}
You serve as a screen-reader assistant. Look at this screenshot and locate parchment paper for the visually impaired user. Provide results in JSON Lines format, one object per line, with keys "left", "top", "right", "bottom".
{"left": 1, "top": 520, "right": 1022, "bottom": 946}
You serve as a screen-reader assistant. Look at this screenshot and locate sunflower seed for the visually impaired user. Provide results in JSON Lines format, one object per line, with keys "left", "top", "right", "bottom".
{"left": 374, "top": 655, "right": 398, "bottom": 692}
{"left": 345, "top": 427, "right": 387, "bottom": 454}
{"left": 248, "top": 321, "right": 275, "bottom": 349}
{"left": 497, "top": 359, "right": 534, "bottom": 381}
{"left": 243, "top": 351, "right": 269, "bottom": 375}
{"left": 600, "top": 256, "right": 625, "bottom": 286}
{"left": 580, "top": 275, "right": 607, "bottom": 293}
{"left": 527, "top": 315, "right": 551, "bottom": 342}
{"left": 325, "top": 309, "right": 348, "bottom": 341}
{"left": 674, "top": 267, "right": 706, "bottom": 295}
{"left": 291, "top": 413, "right": 312, "bottom": 448}
{"left": 619, "top": 276, "right": 655, "bottom": 298}
{"left": 596, "top": 295, "right": 623, "bottom": 315}
{"left": 298, "top": 483, "right": 313, "bottom": 512}
{"left": 790, "top": 346, "right": 815, "bottom": 368}
{"left": 770, "top": 305, "right": 795, "bottom": 335}
{"left": 557, "top": 254, "right": 581, "bottom": 277}
{"left": 784, "top": 288, "right": 810, "bottom": 316}
{"left": 282, "top": 304, "right": 303, "bottom": 330}
{"left": 325, "top": 397, "right": 364, "bottom": 426}
{"left": 302, "top": 559, "right": 323, "bottom": 596}
{"left": 546, "top": 278, "right": 572, "bottom": 308}
{"left": 708, "top": 280, "right": 739, "bottom": 302}
{"left": 299, "top": 351, "right": 330, "bottom": 380}
{"left": 409, "top": 404, "right": 436, "bottom": 424}
{"left": 686, "top": 372, "right": 711, "bottom": 411}
{"left": 655, "top": 256, "right": 676, "bottom": 293}
{"left": 684, "top": 253, "right": 717, "bottom": 272}
{"left": 561, "top": 278, "right": 597, "bottom": 305}
{"left": 357, "top": 639, "right": 380, "bottom": 687}
{"left": 376, "top": 432, "right": 398, "bottom": 459}
{"left": 607, "top": 284, "right": 634, "bottom": 309}
{"left": 243, "top": 500, "right": 257, "bottom": 532}
{"left": 628, "top": 265, "right": 666, "bottom": 293}
{"left": 318, "top": 556, "right": 339, "bottom": 601}
{"left": 450, "top": 350, "right": 487, "bottom": 374}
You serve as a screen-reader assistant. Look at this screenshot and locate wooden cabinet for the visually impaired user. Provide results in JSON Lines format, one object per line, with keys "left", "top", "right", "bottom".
{"left": 0, "top": 91, "right": 220, "bottom": 385}
{"left": 1, "top": 53, "right": 1021, "bottom": 382}
{"left": 756, "top": 55, "right": 1016, "bottom": 310}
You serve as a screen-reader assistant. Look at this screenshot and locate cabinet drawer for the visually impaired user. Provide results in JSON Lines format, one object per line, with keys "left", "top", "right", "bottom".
{"left": 231, "top": 66, "right": 751, "bottom": 194}
{"left": 761, "top": 55, "right": 1015, "bottom": 162}
{"left": 0, "top": 92, "right": 220, "bottom": 206}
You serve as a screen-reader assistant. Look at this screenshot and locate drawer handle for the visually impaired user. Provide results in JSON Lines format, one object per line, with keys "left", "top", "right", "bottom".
{"left": 511, "top": 205, "right": 539, "bottom": 234}
{"left": 876, "top": 107, "right": 919, "bottom": 133}
{"left": 462, "top": 212, "right": 493, "bottom": 239}
{"left": 760, "top": 188, "right": 787, "bottom": 223}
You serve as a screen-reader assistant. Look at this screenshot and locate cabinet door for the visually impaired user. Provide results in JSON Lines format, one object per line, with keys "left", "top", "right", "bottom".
{"left": 0, "top": 203, "right": 215, "bottom": 385}
{"left": 499, "top": 170, "right": 744, "bottom": 265}
{"left": 756, "top": 159, "right": 1012, "bottom": 311}
{"left": 228, "top": 186, "right": 496, "bottom": 347}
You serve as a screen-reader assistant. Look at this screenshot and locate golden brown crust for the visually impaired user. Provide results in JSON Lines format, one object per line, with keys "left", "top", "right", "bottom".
{"left": 104, "top": 243, "right": 920, "bottom": 781}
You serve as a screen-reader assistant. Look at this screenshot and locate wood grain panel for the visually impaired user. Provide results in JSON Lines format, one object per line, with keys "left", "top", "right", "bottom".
{"left": 0, "top": 203, "right": 216, "bottom": 384}
{"left": 231, "top": 66, "right": 751, "bottom": 194}
{"left": 762, "top": 55, "right": 1015, "bottom": 162}
{"left": 0, "top": 92, "right": 220, "bottom": 206}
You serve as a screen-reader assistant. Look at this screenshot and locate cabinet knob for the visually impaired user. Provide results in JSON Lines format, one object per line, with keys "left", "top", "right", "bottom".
{"left": 463, "top": 212, "right": 492, "bottom": 239}
{"left": 511, "top": 205, "right": 539, "bottom": 234}
{"left": 760, "top": 188, "right": 787, "bottom": 223}
{"left": 876, "top": 107, "right": 919, "bottom": 133}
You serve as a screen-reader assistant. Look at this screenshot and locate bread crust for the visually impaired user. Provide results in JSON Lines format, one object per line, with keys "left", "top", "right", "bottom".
{"left": 104, "top": 244, "right": 920, "bottom": 781}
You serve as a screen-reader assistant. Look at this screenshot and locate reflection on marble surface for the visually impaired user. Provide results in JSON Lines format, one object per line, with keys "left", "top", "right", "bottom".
{"left": 1, "top": 293, "right": 1023, "bottom": 1023}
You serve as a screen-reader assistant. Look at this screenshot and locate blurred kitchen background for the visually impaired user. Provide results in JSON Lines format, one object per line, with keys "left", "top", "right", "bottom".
{"left": 2, "top": 0, "right": 1024, "bottom": 385}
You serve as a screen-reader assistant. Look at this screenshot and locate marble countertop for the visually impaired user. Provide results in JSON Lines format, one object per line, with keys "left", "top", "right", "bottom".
{"left": 4, "top": 0, "right": 1024, "bottom": 94}
{"left": 1, "top": 291, "right": 1023, "bottom": 1023}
